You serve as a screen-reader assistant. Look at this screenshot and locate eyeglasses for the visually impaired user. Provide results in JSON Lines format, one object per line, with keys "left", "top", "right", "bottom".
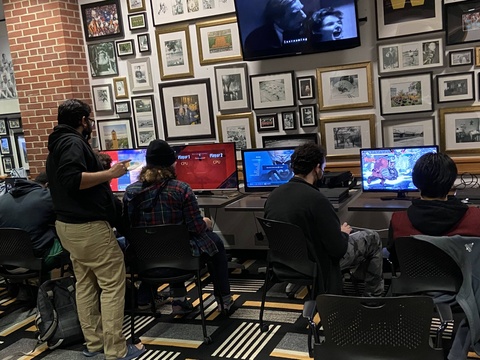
{"left": 88, "top": 117, "right": 95, "bottom": 126}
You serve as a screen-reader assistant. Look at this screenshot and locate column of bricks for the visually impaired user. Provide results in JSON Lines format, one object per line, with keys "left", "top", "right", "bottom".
{"left": 3, "top": 0, "right": 92, "bottom": 177}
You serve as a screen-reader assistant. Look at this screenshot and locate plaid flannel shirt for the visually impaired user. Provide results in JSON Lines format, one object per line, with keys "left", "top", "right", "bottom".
{"left": 123, "top": 179, "right": 218, "bottom": 257}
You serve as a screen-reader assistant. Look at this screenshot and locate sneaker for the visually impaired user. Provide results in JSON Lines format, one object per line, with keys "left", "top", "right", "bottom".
{"left": 137, "top": 295, "right": 170, "bottom": 311}
{"left": 82, "top": 348, "right": 103, "bottom": 357}
{"left": 171, "top": 299, "right": 194, "bottom": 315}
{"left": 217, "top": 295, "right": 234, "bottom": 312}
{"left": 117, "top": 344, "right": 146, "bottom": 360}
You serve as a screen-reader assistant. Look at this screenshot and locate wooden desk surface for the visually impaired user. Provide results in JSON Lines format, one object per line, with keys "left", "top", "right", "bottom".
{"left": 196, "top": 192, "right": 245, "bottom": 209}
{"left": 347, "top": 191, "right": 419, "bottom": 212}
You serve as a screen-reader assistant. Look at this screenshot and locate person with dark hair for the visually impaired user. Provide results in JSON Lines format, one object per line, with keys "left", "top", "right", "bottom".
{"left": 387, "top": 152, "right": 480, "bottom": 266}
{"left": 123, "top": 139, "right": 233, "bottom": 314}
{"left": 46, "top": 99, "right": 145, "bottom": 360}
{"left": 264, "top": 143, "right": 384, "bottom": 296}
{"left": 310, "top": 7, "right": 344, "bottom": 42}
{"left": 244, "top": 0, "right": 308, "bottom": 56}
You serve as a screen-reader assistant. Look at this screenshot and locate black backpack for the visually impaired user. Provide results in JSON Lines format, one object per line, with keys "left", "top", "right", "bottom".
{"left": 35, "top": 276, "right": 84, "bottom": 349}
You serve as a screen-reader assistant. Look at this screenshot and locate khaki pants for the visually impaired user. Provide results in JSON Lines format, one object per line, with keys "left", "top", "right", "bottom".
{"left": 56, "top": 220, "right": 127, "bottom": 360}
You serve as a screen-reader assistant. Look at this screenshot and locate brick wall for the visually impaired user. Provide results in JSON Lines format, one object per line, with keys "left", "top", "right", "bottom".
{"left": 3, "top": 0, "right": 92, "bottom": 177}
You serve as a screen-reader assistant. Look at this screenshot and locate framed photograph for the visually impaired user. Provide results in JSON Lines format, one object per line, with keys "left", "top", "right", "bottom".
{"left": 299, "top": 105, "right": 317, "bottom": 127}
{"left": 281, "top": 111, "right": 297, "bottom": 130}
{"left": 195, "top": 17, "right": 243, "bottom": 66}
{"left": 476, "top": 47, "right": 480, "bottom": 66}
{"left": 155, "top": 25, "right": 194, "bottom": 81}
{"left": 440, "top": 106, "right": 480, "bottom": 154}
{"left": 115, "top": 101, "right": 131, "bottom": 114}
{"left": 250, "top": 71, "right": 295, "bottom": 110}
{"left": 256, "top": 114, "right": 278, "bottom": 132}
{"left": 0, "top": 119, "right": 7, "bottom": 136}
{"left": 150, "top": 0, "right": 235, "bottom": 26}
{"left": 87, "top": 41, "right": 118, "bottom": 77}
{"left": 127, "top": 57, "right": 153, "bottom": 93}
{"left": 81, "top": 0, "right": 124, "bottom": 42}
{"left": 96, "top": 118, "right": 135, "bottom": 150}
{"left": 1, "top": 137, "right": 11, "bottom": 155}
{"left": 137, "top": 33, "right": 150, "bottom": 53}
{"left": 262, "top": 133, "right": 319, "bottom": 148}
{"left": 437, "top": 72, "right": 474, "bottom": 103}
{"left": 217, "top": 112, "right": 255, "bottom": 158}
{"left": 15, "top": 134, "right": 29, "bottom": 170}
{"left": 92, "top": 84, "right": 114, "bottom": 113}
{"left": 115, "top": 39, "right": 135, "bottom": 57}
{"left": 7, "top": 118, "right": 21, "bottom": 129}
{"left": 127, "top": 0, "right": 145, "bottom": 12}
{"left": 446, "top": 1, "right": 480, "bottom": 45}
{"left": 319, "top": 114, "right": 376, "bottom": 160}
{"left": 214, "top": 63, "right": 250, "bottom": 113}
{"left": 379, "top": 72, "right": 433, "bottom": 116}
{"left": 375, "top": 0, "right": 443, "bottom": 40}
{"left": 297, "top": 76, "right": 315, "bottom": 100}
{"left": 158, "top": 79, "right": 216, "bottom": 142}
{"left": 317, "top": 62, "right": 373, "bottom": 111}
{"left": 131, "top": 95, "right": 158, "bottom": 147}
{"left": 2, "top": 156, "right": 13, "bottom": 174}
{"left": 382, "top": 117, "right": 436, "bottom": 147}
{"left": 378, "top": 38, "right": 444, "bottom": 74}
{"left": 128, "top": 12, "right": 147, "bottom": 31}
{"left": 113, "top": 77, "right": 129, "bottom": 99}
{"left": 449, "top": 49, "right": 474, "bottom": 67}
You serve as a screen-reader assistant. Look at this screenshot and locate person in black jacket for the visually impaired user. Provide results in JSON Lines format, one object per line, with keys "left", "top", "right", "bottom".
{"left": 46, "top": 99, "right": 145, "bottom": 360}
{"left": 264, "top": 143, "right": 384, "bottom": 296}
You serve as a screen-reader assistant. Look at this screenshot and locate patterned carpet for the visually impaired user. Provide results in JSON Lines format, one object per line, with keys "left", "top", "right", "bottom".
{"left": 0, "top": 260, "right": 478, "bottom": 360}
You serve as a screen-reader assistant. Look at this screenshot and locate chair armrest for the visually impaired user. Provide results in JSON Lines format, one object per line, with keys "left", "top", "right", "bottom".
{"left": 303, "top": 299, "right": 316, "bottom": 320}
{"left": 436, "top": 302, "right": 454, "bottom": 323}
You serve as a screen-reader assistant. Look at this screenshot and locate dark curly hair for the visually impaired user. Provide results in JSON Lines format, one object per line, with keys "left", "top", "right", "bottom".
{"left": 57, "top": 99, "right": 91, "bottom": 128}
{"left": 412, "top": 152, "right": 457, "bottom": 198}
{"left": 291, "top": 143, "right": 326, "bottom": 176}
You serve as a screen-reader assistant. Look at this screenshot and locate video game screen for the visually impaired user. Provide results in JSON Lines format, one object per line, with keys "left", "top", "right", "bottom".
{"left": 101, "top": 148, "right": 147, "bottom": 192}
{"left": 172, "top": 142, "right": 238, "bottom": 192}
{"left": 241, "top": 147, "right": 296, "bottom": 192}
{"left": 360, "top": 145, "right": 439, "bottom": 193}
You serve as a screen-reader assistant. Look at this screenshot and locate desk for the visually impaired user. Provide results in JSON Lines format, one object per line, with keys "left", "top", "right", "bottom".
{"left": 347, "top": 191, "right": 419, "bottom": 212}
{"left": 196, "top": 192, "right": 245, "bottom": 217}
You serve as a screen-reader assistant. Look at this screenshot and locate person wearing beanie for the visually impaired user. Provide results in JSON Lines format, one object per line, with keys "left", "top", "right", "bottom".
{"left": 46, "top": 99, "right": 146, "bottom": 360}
{"left": 123, "top": 139, "right": 233, "bottom": 314}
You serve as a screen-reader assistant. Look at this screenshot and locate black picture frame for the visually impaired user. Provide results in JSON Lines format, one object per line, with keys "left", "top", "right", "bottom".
{"left": 2, "top": 156, "right": 13, "bottom": 174}
{"left": 7, "top": 118, "right": 21, "bottom": 129}
{"left": 281, "top": 111, "right": 297, "bottom": 130}
{"left": 0, "top": 119, "right": 8, "bottom": 136}
{"left": 115, "top": 101, "right": 131, "bottom": 114}
{"left": 299, "top": 105, "right": 318, "bottom": 128}
{"left": 446, "top": 1, "right": 480, "bottom": 45}
{"left": 256, "top": 113, "right": 279, "bottom": 132}
{"left": 1, "top": 137, "right": 11, "bottom": 155}
{"left": 81, "top": 0, "right": 124, "bottom": 42}
{"left": 87, "top": 41, "right": 118, "bottom": 78}
{"left": 296, "top": 76, "right": 315, "bottom": 100}
{"left": 437, "top": 72, "right": 475, "bottom": 103}
{"left": 128, "top": 12, "right": 147, "bottom": 31}
{"left": 449, "top": 49, "right": 474, "bottom": 67}
{"left": 14, "top": 133, "right": 29, "bottom": 170}
{"left": 137, "top": 33, "right": 151, "bottom": 53}
{"left": 262, "top": 133, "right": 319, "bottom": 148}
{"left": 115, "top": 39, "right": 135, "bottom": 57}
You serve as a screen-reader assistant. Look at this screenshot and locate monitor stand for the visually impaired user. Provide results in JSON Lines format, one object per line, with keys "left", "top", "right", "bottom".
{"left": 380, "top": 191, "right": 417, "bottom": 201}
{"left": 194, "top": 190, "right": 230, "bottom": 199}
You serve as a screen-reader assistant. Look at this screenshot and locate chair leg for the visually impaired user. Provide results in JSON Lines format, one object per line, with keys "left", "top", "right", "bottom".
{"left": 196, "top": 271, "right": 212, "bottom": 345}
{"left": 259, "top": 266, "right": 271, "bottom": 332}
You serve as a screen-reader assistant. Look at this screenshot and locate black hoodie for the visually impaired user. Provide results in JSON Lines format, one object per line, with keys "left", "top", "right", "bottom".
{"left": 46, "top": 124, "right": 117, "bottom": 224}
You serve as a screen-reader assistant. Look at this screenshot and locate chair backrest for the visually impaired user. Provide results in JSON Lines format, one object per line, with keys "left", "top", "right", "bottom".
{"left": 257, "top": 217, "right": 317, "bottom": 278}
{"left": 392, "top": 236, "right": 463, "bottom": 295}
{"left": 0, "top": 227, "right": 42, "bottom": 270}
{"left": 126, "top": 224, "right": 199, "bottom": 273}
{"left": 315, "top": 294, "right": 444, "bottom": 360}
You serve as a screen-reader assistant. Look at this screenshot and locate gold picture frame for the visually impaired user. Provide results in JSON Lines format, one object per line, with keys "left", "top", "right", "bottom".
{"left": 113, "top": 77, "right": 128, "bottom": 99}
{"left": 476, "top": 47, "right": 480, "bottom": 67}
{"left": 217, "top": 112, "right": 255, "bottom": 159}
{"left": 319, "top": 114, "right": 376, "bottom": 160}
{"left": 317, "top": 61, "right": 374, "bottom": 111}
{"left": 155, "top": 24, "right": 194, "bottom": 81}
{"left": 440, "top": 106, "right": 480, "bottom": 155}
{"left": 195, "top": 17, "right": 243, "bottom": 66}
{"left": 127, "top": 0, "right": 145, "bottom": 13}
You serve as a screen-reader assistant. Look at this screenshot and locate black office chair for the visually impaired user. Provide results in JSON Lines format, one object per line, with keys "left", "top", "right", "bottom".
{"left": 0, "top": 228, "right": 43, "bottom": 303}
{"left": 126, "top": 224, "right": 212, "bottom": 345}
{"left": 313, "top": 294, "right": 444, "bottom": 360}
{"left": 390, "top": 236, "right": 463, "bottom": 348}
{"left": 256, "top": 217, "right": 320, "bottom": 333}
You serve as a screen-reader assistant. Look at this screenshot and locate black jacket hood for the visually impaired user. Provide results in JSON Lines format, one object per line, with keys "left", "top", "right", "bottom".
{"left": 47, "top": 124, "right": 86, "bottom": 152}
{"left": 9, "top": 179, "right": 43, "bottom": 198}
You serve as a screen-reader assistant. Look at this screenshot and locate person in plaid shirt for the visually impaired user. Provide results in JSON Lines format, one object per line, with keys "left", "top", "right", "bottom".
{"left": 123, "top": 139, "right": 233, "bottom": 314}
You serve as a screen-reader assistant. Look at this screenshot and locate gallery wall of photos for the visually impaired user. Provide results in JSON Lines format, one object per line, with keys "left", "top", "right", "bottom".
{"left": 0, "top": 115, "right": 28, "bottom": 176}
{"left": 78, "top": 0, "right": 480, "bottom": 172}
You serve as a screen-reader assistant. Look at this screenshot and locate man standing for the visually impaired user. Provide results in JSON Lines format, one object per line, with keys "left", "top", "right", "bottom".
{"left": 46, "top": 99, "right": 145, "bottom": 360}
{"left": 264, "top": 143, "right": 384, "bottom": 296}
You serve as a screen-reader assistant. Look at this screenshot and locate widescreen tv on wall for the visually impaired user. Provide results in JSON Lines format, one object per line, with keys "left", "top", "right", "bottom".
{"left": 234, "top": 0, "right": 361, "bottom": 61}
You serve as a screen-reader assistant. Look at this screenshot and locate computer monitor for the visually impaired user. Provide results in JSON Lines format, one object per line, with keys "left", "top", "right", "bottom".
{"left": 360, "top": 145, "right": 439, "bottom": 200}
{"left": 241, "top": 147, "right": 296, "bottom": 192}
{"left": 101, "top": 148, "right": 147, "bottom": 192}
{"left": 172, "top": 142, "right": 238, "bottom": 194}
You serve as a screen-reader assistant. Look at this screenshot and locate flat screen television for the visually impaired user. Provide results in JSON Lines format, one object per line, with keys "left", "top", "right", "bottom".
{"left": 234, "top": 0, "right": 361, "bottom": 61}
{"left": 172, "top": 142, "right": 239, "bottom": 194}
{"left": 101, "top": 148, "right": 147, "bottom": 192}
{"left": 241, "top": 147, "right": 296, "bottom": 192}
{"left": 360, "top": 145, "right": 439, "bottom": 200}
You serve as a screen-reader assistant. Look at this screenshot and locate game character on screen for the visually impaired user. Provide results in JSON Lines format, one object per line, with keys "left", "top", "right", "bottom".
{"left": 367, "top": 156, "right": 398, "bottom": 185}
{"left": 261, "top": 149, "right": 294, "bottom": 182}
{"left": 310, "top": 7, "right": 343, "bottom": 42}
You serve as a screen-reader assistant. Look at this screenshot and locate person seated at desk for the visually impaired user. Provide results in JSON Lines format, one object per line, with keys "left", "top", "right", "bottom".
{"left": 123, "top": 139, "right": 233, "bottom": 314}
{"left": 387, "top": 152, "right": 480, "bottom": 268}
{"left": 264, "top": 143, "right": 384, "bottom": 296}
